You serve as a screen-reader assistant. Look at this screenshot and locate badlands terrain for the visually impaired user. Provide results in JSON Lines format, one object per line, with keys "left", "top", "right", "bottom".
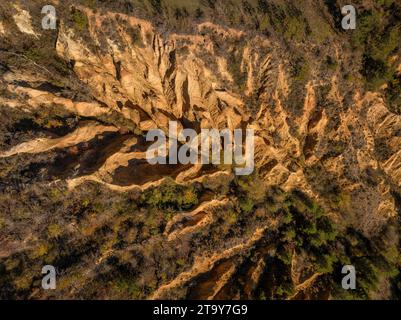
{"left": 0, "top": 0, "right": 401, "bottom": 299}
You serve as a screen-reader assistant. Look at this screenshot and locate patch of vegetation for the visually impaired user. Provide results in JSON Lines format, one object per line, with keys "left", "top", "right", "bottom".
{"left": 81, "top": 0, "right": 97, "bottom": 9}
{"left": 259, "top": 1, "right": 314, "bottom": 43}
{"left": 385, "top": 75, "right": 401, "bottom": 114}
{"left": 150, "top": 0, "right": 163, "bottom": 14}
{"left": 72, "top": 7, "right": 88, "bottom": 32}
{"left": 22, "top": 47, "right": 71, "bottom": 77}
{"left": 351, "top": 3, "right": 401, "bottom": 112}
{"left": 292, "top": 58, "right": 310, "bottom": 82}
{"left": 126, "top": 26, "right": 144, "bottom": 47}
{"left": 254, "top": 188, "right": 400, "bottom": 300}
{"left": 283, "top": 16, "right": 307, "bottom": 42}
{"left": 227, "top": 48, "right": 248, "bottom": 91}
{"left": 325, "top": 56, "right": 338, "bottom": 71}
{"left": 374, "top": 137, "right": 393, "bottom": 161}
{"left": 286, "top": 57, "right": 310, "bottom": 115}
{"left": 116, "top": 278, "right": 142, "bottom": 299}
{"left": 140, "top": 181, "right": 200, "bottom": 211}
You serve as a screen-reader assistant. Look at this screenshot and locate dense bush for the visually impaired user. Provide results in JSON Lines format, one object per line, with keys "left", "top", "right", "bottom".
{"left": 351, "top": 3, "right": 401, "bottom": 112}
{"left": 140, "top": 181, "right": 199, "bottom": 211}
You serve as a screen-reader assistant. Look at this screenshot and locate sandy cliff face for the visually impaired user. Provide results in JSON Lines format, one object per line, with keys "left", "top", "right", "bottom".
{"left": 1, "top": 1, "right": 401, "bottom": 300}
{"left": 5, "top": 6, "right": 397, "bottom": 230}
